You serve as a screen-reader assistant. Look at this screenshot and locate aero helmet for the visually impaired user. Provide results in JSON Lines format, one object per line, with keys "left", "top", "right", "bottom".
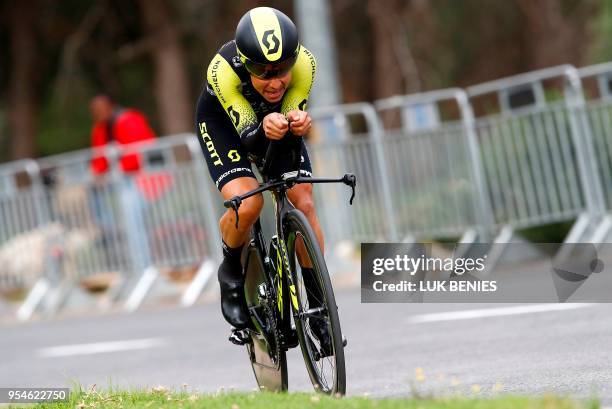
{"left": 235, "top": 7, "right": 300, "bottom": 79}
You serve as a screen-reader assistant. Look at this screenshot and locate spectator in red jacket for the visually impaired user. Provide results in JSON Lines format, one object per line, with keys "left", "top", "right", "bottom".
{"left": 89, "top": 94, "right": 157, "bottom": 273}
{"left": 90, "top": 94, "right": 157, "bottom": 174}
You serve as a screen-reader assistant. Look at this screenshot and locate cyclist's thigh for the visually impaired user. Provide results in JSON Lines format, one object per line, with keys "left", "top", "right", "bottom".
{"left": 195, "top": 94, "right": 254, "bottom": 191}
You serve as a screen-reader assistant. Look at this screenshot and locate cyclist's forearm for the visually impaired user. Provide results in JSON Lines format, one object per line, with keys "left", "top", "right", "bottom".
{"left": 240, "top": 123, "right": 266, "bottom": 151}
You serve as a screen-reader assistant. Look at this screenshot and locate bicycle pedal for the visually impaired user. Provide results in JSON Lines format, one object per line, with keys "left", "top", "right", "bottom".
{"left": 311, "top": 335, "right": 347, "bottom": 361}
{"left": 229, "top": 328, "right": 250, "bottom": 346}
{"left": 281, "top": 329, "right": 299, "bottom": 349}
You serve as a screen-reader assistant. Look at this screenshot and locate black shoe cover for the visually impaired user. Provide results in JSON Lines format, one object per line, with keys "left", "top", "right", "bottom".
{"left": 309, "top": 319, "right": 333, "bottom": 358}
{"left": 218, "top": 259, "right": 250, "bottom": 329}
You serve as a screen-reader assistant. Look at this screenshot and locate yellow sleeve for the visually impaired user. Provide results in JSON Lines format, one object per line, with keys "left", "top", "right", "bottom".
{"left": 281, "top": 46, "right": 317, "bottom": 114}
{"left": 207, "top": 53, "right": 258, "bottom": 136}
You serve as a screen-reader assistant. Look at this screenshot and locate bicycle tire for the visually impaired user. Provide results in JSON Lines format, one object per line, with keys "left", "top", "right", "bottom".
{"left": 284, "top": 209, "right": 346, "bottom": 395}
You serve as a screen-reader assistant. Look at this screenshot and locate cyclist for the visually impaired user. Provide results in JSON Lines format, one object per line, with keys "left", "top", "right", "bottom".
{"left": 195, "top": 7, "right": 330, "bottom": 352}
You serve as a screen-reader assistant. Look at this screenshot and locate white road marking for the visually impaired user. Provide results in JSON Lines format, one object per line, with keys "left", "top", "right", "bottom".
{"left": 407, "top": 303, "right": 593, "bottom": 324}
{"left": 38, "top": 338, "right": 165, "bottom": 358}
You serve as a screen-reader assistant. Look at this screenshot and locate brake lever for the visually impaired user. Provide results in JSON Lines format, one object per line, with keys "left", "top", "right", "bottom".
{"left": 342, "top": 173, "right": 357, "bottom": 205}
{"left": 223, "top": 197, "right": 242, "bottom": 229}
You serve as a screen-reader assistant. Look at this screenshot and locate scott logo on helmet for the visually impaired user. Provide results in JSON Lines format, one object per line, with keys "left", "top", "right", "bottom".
{"left": 262, "top": 30, "right": 280, "bottom": 55}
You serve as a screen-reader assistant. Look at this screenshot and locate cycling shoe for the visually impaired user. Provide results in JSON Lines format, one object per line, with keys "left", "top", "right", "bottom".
{"left": 218, "top": 260, "right": 250, "bottom": 330}
{"left": 309, "top": 319, "right": 333, "bottom": 359}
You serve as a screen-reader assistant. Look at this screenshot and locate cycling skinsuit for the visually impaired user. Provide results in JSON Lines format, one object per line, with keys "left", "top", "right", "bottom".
{"left": 195, "top": 40, "right": 317, "bottom": 190}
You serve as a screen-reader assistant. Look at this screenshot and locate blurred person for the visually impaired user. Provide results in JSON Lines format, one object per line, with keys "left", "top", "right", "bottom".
{"left": 90, "top": 95, "right": 157, "bottom": 174}
{"left": 195, "top": 6, "right": 328, "bottom": 351}
{"left": 89, "top": 94, "right": 157, "bottom": 273}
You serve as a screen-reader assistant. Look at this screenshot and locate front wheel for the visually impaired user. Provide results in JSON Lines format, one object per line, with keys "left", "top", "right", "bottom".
{"left": 284, "top": 209, "right": 346, "bottom": 395}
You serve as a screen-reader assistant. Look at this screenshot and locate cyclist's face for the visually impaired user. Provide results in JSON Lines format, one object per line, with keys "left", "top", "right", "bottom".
{"left": 250, "top": 72, "right": 292, "bottom": 103}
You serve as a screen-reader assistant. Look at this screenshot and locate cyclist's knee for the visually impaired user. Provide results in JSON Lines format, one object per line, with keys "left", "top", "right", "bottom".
{"left": 238, "top": 193, "right": 263, "bottom": 225}
{"left": 294, "top": 196, "right": 315, "bottom": 218}
{"left": 220, "top": 176, "right": 263, "bottom": 230}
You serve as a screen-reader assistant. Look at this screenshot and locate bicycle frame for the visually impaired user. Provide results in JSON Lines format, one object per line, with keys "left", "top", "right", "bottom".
{"left": 225, "top": 136, "right": 355, "bottom": 393}
{"left": 225, "top": 138, "right": 356, "bottom": 342}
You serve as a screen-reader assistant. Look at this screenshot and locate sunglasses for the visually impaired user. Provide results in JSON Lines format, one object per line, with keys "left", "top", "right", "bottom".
{"left": 242, "top": 52, "right": 298, "bottom": 79}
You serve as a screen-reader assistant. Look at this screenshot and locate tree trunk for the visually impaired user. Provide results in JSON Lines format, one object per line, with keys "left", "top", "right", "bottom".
{"left": 7, "top": 0, "right": 39, "bottom": 159}
{"left": 516, "top": 0, "right": 573, "bottom": 69}
{"left": 138, "top": 0, "right": 192, "bottom": 135}
{"left": 368, "top": 0, "right": 422, "bottom": 97}
{"left": 367, "top": 0, "right": 404, "bottom": 101}
{"left": 367, "top": 0, "right": 422, "bottom": 128}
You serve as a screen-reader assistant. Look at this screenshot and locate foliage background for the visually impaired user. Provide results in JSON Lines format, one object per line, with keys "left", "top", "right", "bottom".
{"left": 0, "top": 0, "right": 608, "bottom": 163}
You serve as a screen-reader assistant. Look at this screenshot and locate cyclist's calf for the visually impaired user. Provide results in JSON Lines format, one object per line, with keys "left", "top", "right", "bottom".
{"left": 288, "top": 184, "right": 325, "bottom": 253}
{"left": 288, "top": 183, "right": 314, "bottom": 216}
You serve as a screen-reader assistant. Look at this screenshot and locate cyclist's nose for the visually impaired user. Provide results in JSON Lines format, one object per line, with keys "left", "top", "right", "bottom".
{"left": 268, "top": 78, "right": 284, "bottom": 89}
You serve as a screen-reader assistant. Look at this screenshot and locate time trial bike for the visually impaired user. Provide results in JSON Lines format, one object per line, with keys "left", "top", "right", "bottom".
{"left": 224, "top": 135, "right": 356, "bottom": 395}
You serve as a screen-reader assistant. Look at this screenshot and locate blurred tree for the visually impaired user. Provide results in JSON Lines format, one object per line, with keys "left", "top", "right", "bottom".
{"left": 588, "top": 0, "right": 612, "bottom": 62}
{"left": 138, "top": 0, "right": 192, "bottom": 134}
{"left": 0, "top": 3, "right": 8, "bottom": 161}
{"left": 367, "top": 0, "right": 422, "bottom": 100}
{"left": 53, "top": 3, "right": 106, "bottom": 107}
{"left": 517, "top": 0, "right": 598, "bottom": 70}
{"left": 343, "top": 0, "right": 599, "bottom": 110}
{"left": 6, "top": 0, "right": 40, "bottom": 159}
{"left": 332, "top": 0, "right": 373, "bottom": 102}
{"left": 0, "top": 0, "right": 609, "bottom": 163}
{"left": 430, "top": 0, "right": 523, "bottom": 87}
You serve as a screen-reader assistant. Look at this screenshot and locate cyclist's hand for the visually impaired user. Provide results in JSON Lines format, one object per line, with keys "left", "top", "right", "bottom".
{"left": 263, "top": 113, "right": 289, "bottom": 140}
{"left": 287, "top": 110, "right": 312, "bottom": 137}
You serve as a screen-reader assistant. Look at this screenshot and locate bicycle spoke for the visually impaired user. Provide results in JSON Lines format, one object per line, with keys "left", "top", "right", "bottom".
{"left": 305, "top": 285, "right": 324, "bottom": 307}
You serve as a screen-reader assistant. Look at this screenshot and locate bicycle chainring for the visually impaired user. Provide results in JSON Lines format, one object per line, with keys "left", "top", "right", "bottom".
{"left": 260, "top": 283, "right": 283, "bottom": 365}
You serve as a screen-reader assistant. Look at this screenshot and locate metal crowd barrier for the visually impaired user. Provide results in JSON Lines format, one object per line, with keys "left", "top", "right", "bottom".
{"left": 574, "top": 63, "right": 612, "bottom": 245}
{"left": 36, "top": 135, "right": 222, "bottom": 274}
{"left": 374, "top": 89, "right": 493, "bottom": 241}
{"left": 0, "top": 160, "right": 51, "bottom": 292}
{"left": 579, "top": 62, "right": 612, "bottom": 211}
{"left": 0, "top": 135, "right": 225, "bottom": 319}
{"left": 310, "top": 103, "right": 398, "bottom": 243}
{"left": 466, "top": 65, "right": 610, "bottom": 250}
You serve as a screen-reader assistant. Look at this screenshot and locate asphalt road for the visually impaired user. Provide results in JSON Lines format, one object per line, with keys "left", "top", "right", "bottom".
{"left": 1, "top": 286, "right": 611, "bottom": 404}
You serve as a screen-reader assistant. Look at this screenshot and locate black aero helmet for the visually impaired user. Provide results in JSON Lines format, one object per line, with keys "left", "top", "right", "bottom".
{"left": 235, "top": 7, "right": 300, "bottom": 79}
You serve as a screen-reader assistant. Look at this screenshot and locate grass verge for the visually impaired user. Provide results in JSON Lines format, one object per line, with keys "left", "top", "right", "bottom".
{"left": 24, "top": 386, "right": 599, "bottom": 409}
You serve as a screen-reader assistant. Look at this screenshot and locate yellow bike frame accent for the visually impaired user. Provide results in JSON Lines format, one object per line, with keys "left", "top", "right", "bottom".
{"left": 276, "top": 245, "right": 283, "bottom": 315}
{"left": 275, "top": 237, "right": 300, "bottom": 315}
{"left": 289, "top": 284, "right": 298, "bottom": 310}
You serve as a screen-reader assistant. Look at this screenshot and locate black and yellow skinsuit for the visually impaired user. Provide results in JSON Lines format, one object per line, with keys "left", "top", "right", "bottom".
{"left": 195, "top": 40, "right": 317, "bottom": 190}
